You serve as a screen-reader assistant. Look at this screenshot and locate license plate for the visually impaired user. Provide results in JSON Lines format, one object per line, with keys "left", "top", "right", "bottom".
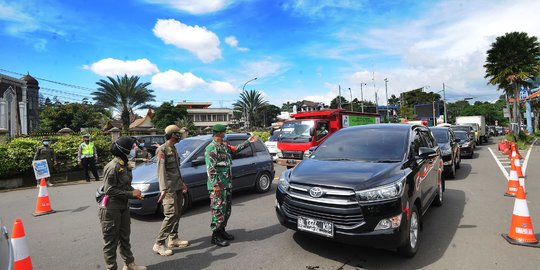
{"left": 286, "top": 159, "right": 297, "bottom": 164}
{"left": 297, "top": 216, "right": 334, "bottom": 237}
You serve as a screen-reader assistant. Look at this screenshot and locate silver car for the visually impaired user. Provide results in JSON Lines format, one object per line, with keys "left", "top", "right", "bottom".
{"left": 0, "top": 219, "right": 14, "bottom": 270}
{"left": 128, "top": 133, "right": 275, "bottom": 215}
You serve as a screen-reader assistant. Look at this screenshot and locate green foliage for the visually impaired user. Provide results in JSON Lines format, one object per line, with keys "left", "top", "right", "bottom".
{"left": 252, "top": 104, "right": 281, "bottom": 128}
{"left": 93, "top": 75, "right": 156, "bottom": 132}
{"left": 175, "top": 116, "right": 197, "bottom": 135}
{"left": 37, "top": 102, "right": 110, "bottom": 132}
{"left": 401, "top": 89, "right": 441, "bottom": 106}
{"left": 153, "top": 102, "right": 188, "bottom": 130}
{"left": 252, "top": 131, "right": 270, "bottom": 142}
{"left": 330, "top": 96, "right": 348, "bottom": 109}
{"left": 0, "top": 138, "right": 40, "bottom": 178}
{"left": 0, "top": 134, "right": 113, "bottom": 179}
{"left": 233, "top": 89, "right": 268, "bottom": 130}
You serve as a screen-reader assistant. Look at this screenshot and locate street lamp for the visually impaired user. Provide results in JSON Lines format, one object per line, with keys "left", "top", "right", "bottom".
{"left": 242, "top": 77, "right": 257, "bottom": 131}
{"left": 348, "top": 88, "right": 353, "bottom": 111}
{"left": 384, "top": 78, "right": 389, "bottom": 123}
{"left": 359, "top": 83, "right": 367, "bottom": 112}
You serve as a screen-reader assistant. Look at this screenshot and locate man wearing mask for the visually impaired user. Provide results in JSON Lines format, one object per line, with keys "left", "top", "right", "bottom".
{"left": 132, "top": 139, "right": 151, "bottom": 164}
{"left": 204, "top": 124, "right": 256, "bottom": 247}
{"left": 33, "top": 136, "right": 58, "bottom": 187}
{"left": 78, "top": 134, "right": 100, "bottom": 182}
{"left": 153, "top": 125, "right": 189, "bottom": 256}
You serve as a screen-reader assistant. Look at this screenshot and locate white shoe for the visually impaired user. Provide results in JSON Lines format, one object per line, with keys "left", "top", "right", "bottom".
{"left": 153, "top": 244, "right": 173, "bottom": 256}
{"left": 123, "top": 262, "right": 147, "bottom": 270}
{"left": 167, "top": 238, "right": 190, "bottom": 248}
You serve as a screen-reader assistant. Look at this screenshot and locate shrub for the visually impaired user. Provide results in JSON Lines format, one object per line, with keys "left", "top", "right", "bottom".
{"left": 0, "top": 138, "right": 40, "bottom": 178}
{"left": 252, "top": 131, "right": 271, "bottom": 142}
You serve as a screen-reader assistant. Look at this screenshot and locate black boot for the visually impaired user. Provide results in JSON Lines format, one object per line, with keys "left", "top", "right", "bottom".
{"left": 219, "top": 228, "right": 234, "bottom": 241}
{"left": 211, "top": 231, "right": 229, "bottom": 247}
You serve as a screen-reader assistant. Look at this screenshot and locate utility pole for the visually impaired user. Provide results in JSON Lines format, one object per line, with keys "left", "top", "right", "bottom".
{"left": 242, "top": 77, "right": 257, "bottom": 131}
{"left": 375, "top": 90, "right": 379, "bottom": 115}
{"left": 384, "top": 78, "right": 389, "bottom": 123}
{"left": 338, "top": 85, "right": 342, "bottom": 109}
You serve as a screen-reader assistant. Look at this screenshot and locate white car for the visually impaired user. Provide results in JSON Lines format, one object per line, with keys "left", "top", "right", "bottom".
{"left": 265, "top": 131, "right": 280, "bottom": 161}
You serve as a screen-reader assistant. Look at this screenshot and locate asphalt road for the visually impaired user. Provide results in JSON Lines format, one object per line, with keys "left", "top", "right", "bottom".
{"left": 1, "top": 138, "right": 539, "bottom": 270}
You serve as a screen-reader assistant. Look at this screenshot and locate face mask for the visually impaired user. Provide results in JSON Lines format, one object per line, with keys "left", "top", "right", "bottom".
{"left": 139, "top": 143, "right": 145, "bottom": 148}
{"left": 43, "top": 141, "right": 49, "bottom": 146}
{"left": 128, "top": 149, "right": 136, "bottom": 159}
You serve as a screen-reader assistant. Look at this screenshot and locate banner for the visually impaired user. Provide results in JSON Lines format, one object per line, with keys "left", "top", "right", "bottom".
{"left": 32, "top": 159, "right": 50, "bottom": 180}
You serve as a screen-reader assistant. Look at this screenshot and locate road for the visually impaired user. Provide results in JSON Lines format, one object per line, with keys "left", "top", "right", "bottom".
{"left": 1, "top": 138, "right": 539, "bottom": 269}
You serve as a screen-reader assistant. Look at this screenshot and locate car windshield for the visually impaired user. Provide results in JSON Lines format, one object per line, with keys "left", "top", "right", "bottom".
{"left": 455, "top": 132, "right": 469, "bottom": 141}
{"left": 150, "top": 138, "right": 206, "bottom": 163}
{"left": 460, "top": 123, "right": 478, "bottom": 131}
{"left": 268, "top": 131, "right": 281, "bottom": 142}
{"left": 431, "top": 129, "right": 449, "bottom": 143}
{"left": 278, "top": 120, "right": 314, "bottom": 143}
{"left": 311, "top": 128, "right": 408, "bottom": 162}
{"left": 452, "top": 126, "right": 470, "bottom": 132}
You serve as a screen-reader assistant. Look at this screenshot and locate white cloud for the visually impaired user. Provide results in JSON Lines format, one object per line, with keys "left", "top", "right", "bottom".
{"left": 33, "top": 38, "right": 47, "bottom": 52}
{"left": 225, "top": 36, "right": 249, "bottom": 51}
{"left": 151, "top": 70, "right": 206, "bottom": 91}
{"left": 240, "top": 58, "right": 290, "bottom": 79}
{"left": 281, "top": 0, "right": 365, "bottom": 19}
{"left": 83, "top": 58, "right": 159, "bottom": 76}
{"left": 208, "top": 80, "right": 237, "bottom": 94}
{"left": 153, "top": 19, "right": 222, "bottom": 63}
{"left": 142, "top": 0, "right": 231, "bottom": 14}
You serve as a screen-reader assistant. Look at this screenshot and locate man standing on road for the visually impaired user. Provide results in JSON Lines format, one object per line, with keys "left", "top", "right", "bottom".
{"left": 99, "top": 136, "right": 146, "bottom": 270}
{"left": 153, "top": 125, "right": 189, "bottom": 256}
{"left": 78, "top": 134, "right": 100, "bottom": 182}
{"left": 33, "top": 136, "right": 58, "bottom": 187}
{"left": 204, "top": 124, "right": 256, "bottom": 247}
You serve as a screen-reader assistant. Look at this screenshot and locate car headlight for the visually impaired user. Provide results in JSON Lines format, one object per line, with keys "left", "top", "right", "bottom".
{"left": 356, "top": 177, "right": 405, "bottom": 203}
{"left": 132, "top": 183, "right": 150, "bottom": 193}
{"left": 462, "top": 142, "right": 470, "bottom": 147}
{"left": 277, "top": 171, "right": 290, "bottom": 192}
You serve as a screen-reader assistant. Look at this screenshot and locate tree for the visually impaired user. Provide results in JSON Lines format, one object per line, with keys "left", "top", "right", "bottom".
{"left": 175, "top": 116, "right": 196, "bottom": 135}
{"left": 252, "top": 104, "right": 281, "bottom": 128}
{"left": 388, "top": 94, "right": 400, "bottom": 106}
{"left": 152, "top": 102, "right": 188, "bottom": 130}
{"left": 37, "top": 102, "right": 110, "bottom": 132}
{"left": 484, "top": 32, "right": 540, "bottom": 133}
{"left": 330, "top": 96, "right": 348, "bottom": 109}
{"left": 233, "top": 89, "right": 267, "bottom": 130}
{"left": 92, "top": 75, "right": 156, "bottom": 132}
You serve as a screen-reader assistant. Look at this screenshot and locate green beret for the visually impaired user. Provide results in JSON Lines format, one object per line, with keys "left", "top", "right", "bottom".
{"left": 212, "top": 124, "right": 227, "bottom": 132}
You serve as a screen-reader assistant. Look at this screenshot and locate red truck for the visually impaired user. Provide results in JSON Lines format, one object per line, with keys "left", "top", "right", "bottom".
{"left": 276, "top": 109, "right": 380, "bottom": 168}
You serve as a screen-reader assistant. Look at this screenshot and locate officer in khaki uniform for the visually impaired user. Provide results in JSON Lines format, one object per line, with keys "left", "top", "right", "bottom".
{"left": 153, "top": 125, "right": 190, "bottom": 256}
{"left": 99, "top": 136, "right": 146, "bottom": 270}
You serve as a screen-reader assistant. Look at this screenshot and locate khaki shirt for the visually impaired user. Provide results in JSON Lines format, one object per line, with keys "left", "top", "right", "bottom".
{"left": 103, "top": 158, "right": 135, "bottom": 209}
{"left": 156, "top": 142, "right": 184, "bottom": 192}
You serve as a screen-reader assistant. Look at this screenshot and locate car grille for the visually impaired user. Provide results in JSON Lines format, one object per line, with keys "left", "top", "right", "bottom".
{"left": 282, "top": 151, "right": 303, "bottom": 159}
{"left": 283, "top": 183, "right": 364, "bottom": 228}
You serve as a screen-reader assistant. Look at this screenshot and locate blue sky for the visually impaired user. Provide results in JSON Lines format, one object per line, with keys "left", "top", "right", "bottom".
{"left": 1, "top": 0, "right": 539, "bottom": 110}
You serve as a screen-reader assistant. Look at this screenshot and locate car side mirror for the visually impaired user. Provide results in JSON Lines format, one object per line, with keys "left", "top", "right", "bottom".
{"left": 304, "top": 146, "right": 318, "bottom": 158}
{"left": 455, "top": 138, "right": 461, "bottom": 143}
{"left": 416, "top": 147, "right": 437, "bottom": 159}
{"left": 191, "top": 156, "right": 205, "bottom": 166}
{"left": 310, "top": 127, "right": 315, "bottom": 137}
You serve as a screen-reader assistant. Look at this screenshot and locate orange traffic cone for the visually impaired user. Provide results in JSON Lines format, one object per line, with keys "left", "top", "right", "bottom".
{"left": 11, "top": 219, "right": 33, "bottom": 270}
{"left": 502, "top": 186, "right": 540, "bottom": 247}
{"left": 504, "top": 169, "right": 520, "bottom": 197}
{"left": 33, "top": 178, "right": 55, "bottom": 216}
{"left": 514, "top": 156, "right": 524, "bottom": 178}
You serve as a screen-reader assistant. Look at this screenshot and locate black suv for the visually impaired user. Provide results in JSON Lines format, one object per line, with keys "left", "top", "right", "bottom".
{"left": 430, "top": 127, "right": 460, "bottom": 179}
{"left": 275, "top": 124, "right": 443, "bottom": 257}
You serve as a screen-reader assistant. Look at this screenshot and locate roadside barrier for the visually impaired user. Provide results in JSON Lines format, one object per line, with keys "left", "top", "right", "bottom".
{"left": 11, "top": 219, "right": 33, "bottom": 270}
{"left": 514, "top": 156, "right": 524, "bottom": 178}
{"left": 502, "top": 186, "right": 540, "bottom": 248}
{"left": 504, "top": 169, "right": 520, "bottom": 197}
{"left": 508, "top": 143, "right": 522, "bottom": 160}
{"left": 33, "top": 178, "right": 55, "bottom": 216}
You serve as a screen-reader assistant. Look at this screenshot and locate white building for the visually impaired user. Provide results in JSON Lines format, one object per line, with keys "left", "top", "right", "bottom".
{"left": 176, "top": 102, "right": 235, "bottom": 133}
{"left": 0, "top": 73, "right": 40, "bottom": 136}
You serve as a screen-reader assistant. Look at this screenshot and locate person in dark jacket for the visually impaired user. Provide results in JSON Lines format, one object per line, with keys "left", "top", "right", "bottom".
{"left": 99, "top": 137, "right": 146, "bottom": 270}
{"left": 33, "top": 137, "right": 57, "bottom": 187}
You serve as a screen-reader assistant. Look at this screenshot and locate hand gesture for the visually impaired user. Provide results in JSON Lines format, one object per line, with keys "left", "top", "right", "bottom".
{"left": 157, "top": 191, "right": 166, "bottom": 203}
{"left": 133, "top": 189, "right": 142, "bottom": 199}
{"left": 182, "top": 184, "right": 189, "bottom": 193}
{"left": 248, "top": 135, "right": 257, "bottom": 143}
{"left": 213, "top": 186, "right": 221, "bottom": 197}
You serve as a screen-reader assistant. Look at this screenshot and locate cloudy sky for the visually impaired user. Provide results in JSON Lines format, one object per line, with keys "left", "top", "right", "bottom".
{"left": 0, "top": 0, "right": 539, "bottom": 108}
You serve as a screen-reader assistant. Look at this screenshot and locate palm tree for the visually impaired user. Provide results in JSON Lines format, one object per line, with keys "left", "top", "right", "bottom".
{"left": 92, "top": 75, "right": 156, "bottom": 132}
{"left": 233, "top": 89, "right": 267, "bottom": 131}
{"left": 175, "top": 116, "right": 196, "bottom": 135}
{"left": 484, "top": 32, "right": 540, "bottom": 134}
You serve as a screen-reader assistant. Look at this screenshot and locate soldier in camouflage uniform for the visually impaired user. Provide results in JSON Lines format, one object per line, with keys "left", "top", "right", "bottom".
{"left": 204, "top": 124, "right": 256, "bottom": 247}
{"left": 99, "top": 136, "right": 146, "bottom": 270}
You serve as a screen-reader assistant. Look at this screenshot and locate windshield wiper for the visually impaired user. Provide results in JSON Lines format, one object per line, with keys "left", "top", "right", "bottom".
{"left": 373, "top": 159, "right": 401, "bottom": 163}
{"left": 321, "top": 157, "right": 356, "bottom": 161}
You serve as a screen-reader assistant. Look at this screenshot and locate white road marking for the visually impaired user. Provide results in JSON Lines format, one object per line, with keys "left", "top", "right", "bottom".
{"left": 488, "top": 147, "right": 509, "bottom": 180}
{"left": 522, "top": 138, "right": 536, "bottom": 174}
{"left": 489, "top": 139, "right": 536, "bottom": 182}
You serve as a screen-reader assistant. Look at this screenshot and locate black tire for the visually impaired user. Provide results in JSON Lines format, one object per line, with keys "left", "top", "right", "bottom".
{"left": 455, "top": 153, "right": 461, "bottom": 169}
{"left": 254, "top": 172, "right": 272, "bottom": 193}
{"left": 445, "top": 161, "right": 456, "bottom": 179}
{"left": 433, "top": 174, "right": 444, "bottom": 207}
{"left": 397, "top": 204, "right": 420, "bottom": 257}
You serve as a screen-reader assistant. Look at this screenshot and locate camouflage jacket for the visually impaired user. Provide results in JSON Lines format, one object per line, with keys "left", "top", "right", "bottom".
{"left": 205, "top": 139, "right": 251, "bottom": 190}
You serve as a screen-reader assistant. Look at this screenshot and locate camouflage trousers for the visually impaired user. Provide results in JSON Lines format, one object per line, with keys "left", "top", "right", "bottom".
{"left": 209, "top": 188, "right": 232, "bottom": 232}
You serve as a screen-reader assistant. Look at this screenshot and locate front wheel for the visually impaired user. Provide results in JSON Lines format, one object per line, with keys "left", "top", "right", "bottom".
{"left": 254, "top": 172, "right": 272, "bottom": 193}
{"left": 397, "top": 204, "right": 420, "bottom": 257}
